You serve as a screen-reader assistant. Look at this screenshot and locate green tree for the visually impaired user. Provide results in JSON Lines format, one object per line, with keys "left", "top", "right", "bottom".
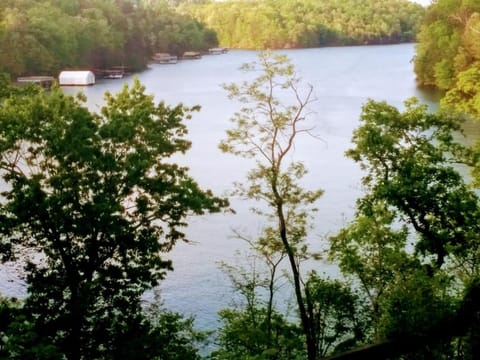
{"left": 442, "top": 65, "right": 480, "bottom": 119}
{"left": 0, "top": 296, "right": 64, "bottom": 360}
{"left": 212, "top": 228, "right": 303, "bottom": 360}
{"left": 330, "top": 98, "right": 480, "bottom": 358}
{"left": 0, "top": 78, "right": 227, "bottom": 359}
{"left": 414, "top": 0, "right": 480, "bottom": 121}
{"left": 0, "top": 0, "right": 218, "bottom": 77}
{"left": 212, "top": 307, "right": 303, "bottom": 360}
{"left": 346, "top": 98, "right": 480, "bottom": 270}
{"left": 219, "top": 51, "right": 323, "bottom": 360}
{"left": 303, "top": 272, "right": 367, "bottom": 358}
{"left": 142, "top": 290, "right": 207, "bottom": 360}
{"left": 330, "top": 201, "right": 409, "bottom": 341}
{"left": 330, "top": 198, "right": 460, "bottom": 358}
{"left": 186, "top": 0, "right": 424, "bottom": 49}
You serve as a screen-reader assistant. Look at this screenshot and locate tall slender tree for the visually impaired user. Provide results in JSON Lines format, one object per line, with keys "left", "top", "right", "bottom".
{"left": 219, "top": 51, "right": 323, "bottom": 360}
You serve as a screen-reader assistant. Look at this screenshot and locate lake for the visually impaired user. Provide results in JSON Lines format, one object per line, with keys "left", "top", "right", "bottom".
{"left": 0, "top": 43, "right": 439, "bottom": 332}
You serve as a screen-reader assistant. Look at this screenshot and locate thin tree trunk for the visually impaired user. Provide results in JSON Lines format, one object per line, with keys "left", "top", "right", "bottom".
{"left": 276, "top": 200, "right": 317, "bottom": 360}
{"left": 266, "top": 267, "right": 275, "bottom": 345}
{"left": 66, "top": 285, "right": 82, "bottom": 360}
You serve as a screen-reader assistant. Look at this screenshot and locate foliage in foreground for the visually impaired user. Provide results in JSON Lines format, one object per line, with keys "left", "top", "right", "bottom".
{"left": 1, "top": 46, "right": 480, "bottom": 360}
{"left": 214, "top": 51, "right": 479, "bottom": 359}
{"left": 0, "top": 295, "right": 205, "bottom": 360}
{"left": 0, "top": 77, "right": 226, "bottom": 359}
{"left": 330, "top": 98, "right": 480, "bottom": 359}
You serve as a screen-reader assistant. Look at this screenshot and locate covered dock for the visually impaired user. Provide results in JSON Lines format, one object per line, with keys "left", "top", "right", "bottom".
{"left": 58, "top": 70, "right": 95, "bottom": 86}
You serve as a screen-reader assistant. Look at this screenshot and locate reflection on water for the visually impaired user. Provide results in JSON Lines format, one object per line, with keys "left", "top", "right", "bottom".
{"left": 1, "top": 44, "right": 445, "bottom": 332}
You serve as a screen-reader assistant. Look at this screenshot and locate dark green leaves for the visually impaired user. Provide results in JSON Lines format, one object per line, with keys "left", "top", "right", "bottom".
{"left": 347, "top": 98, "right": 479, "bottom": 268}
{"left": 0, "top": 78, "right": 226, "bottom": 358}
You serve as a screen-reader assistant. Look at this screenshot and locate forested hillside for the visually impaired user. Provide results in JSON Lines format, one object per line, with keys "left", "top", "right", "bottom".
{"left": 181, "top": 0, "right": 425, "bottom": 49}
{"left": 414, "top": 0, "right": 480, "bottom": 118}
{"left": 0, "top": 0, "right": 426, "bottom": 78}
{"left": 0, "top": 0, "right": 218, "bottom": 77}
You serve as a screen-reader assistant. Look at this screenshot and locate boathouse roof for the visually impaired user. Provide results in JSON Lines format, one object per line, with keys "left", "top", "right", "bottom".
{"left": 58, "top": 70, "right": 95, "bottom": 86}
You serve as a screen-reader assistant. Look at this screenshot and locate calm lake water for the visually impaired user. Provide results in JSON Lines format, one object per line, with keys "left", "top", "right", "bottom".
{"left": 0, "top": 43, "right": 440, "bottom": 332}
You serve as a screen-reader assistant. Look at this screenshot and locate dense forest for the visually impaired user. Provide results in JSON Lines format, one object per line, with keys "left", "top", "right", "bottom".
{"left": 414, "top": 0, "right": 480, "bottom": 119}
{"left": 0, "top": 0, "right": 480, "bottom": 360}
{"left": 0, "top": 0, "right": 425, "bottom": 78}
{"left": 0, "top": 0, "right": 218, "bottom": 77}
{"left": 182, "top": 0, "right": 425, "bottom": 49}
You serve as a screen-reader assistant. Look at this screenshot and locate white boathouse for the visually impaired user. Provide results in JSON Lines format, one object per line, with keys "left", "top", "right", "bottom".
{"left": 58, "top": 71, "right": 95, "bottom": 86}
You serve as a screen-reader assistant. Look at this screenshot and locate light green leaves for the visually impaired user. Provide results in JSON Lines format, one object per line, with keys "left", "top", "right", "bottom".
{"left": 442, "top": 65, "right": 480, "bottom": 119}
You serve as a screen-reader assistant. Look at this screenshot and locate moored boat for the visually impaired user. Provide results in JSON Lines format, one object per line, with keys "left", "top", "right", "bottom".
{"left": 151, "top": 53, "right": 178, "bottom": 64}
{"left": 182, "top": 51, "right": 201, "bottom": 60}
{"left": 103, "top": 70, "right": 124, "bottom": 79}
{"left": 208, "top": 47, "right": 228, "bottom": 55}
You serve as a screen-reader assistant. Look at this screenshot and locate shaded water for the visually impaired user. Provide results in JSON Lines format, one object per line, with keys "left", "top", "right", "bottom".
{"left": 0, "top": 44, "right": 441, "bottom": 331}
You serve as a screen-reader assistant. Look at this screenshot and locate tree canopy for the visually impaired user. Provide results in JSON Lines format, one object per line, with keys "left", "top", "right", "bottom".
{"left": 330, "top": 98, "right": 480, "bottom": 359}
{"left": 182, "top": 0, "right": 424, "bottom": 49}
{"left": 0, "top": 78, "right": 227, "bottom": 359}
{"left": 414, "top": 0, "right": 480, "bottom": 119}
{"left": 0, "top": 0, "right": 218, "bottom": 77}
{"left": 0, "top": 0, "right": 427, "bottom": 77}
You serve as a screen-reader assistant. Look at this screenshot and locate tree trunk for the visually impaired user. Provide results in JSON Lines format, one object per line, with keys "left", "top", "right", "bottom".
{"left": 276, "top": 200, "right": 317, "bottom": 360}
{"left": 266, "top": 267, "right": 275, "bottom": 346}
{"left": 66, "top": 285, "right": 82, "bottom": 360}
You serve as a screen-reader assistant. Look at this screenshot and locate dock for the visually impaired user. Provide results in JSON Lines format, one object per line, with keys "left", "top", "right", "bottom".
{"left": 208, "top": 47, "right": 228, "bottom": 55}
{"left": 182, "top": 51, "right": 202, "bottom": 60}
{"left": 151, "top": 53, "right": 178, "bottom": 64}
{"left": 17, "top": 76, "right": 56, "bottom": 89}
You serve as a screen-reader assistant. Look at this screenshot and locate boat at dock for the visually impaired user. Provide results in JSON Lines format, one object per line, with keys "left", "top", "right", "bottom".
{"left": 208, "top": 47, "right": 228, "bottom": 55}
{"left": 182, "top": 51, "right": 201, "bottom": 60}
{"left": 92, "top": 66, "right": 129, "bottom": 80}
{"left": 151, "top": 53, "right": 178, "bottom": 64}
{"left": 103, "top": 70, "right": 124, "bottom": 79}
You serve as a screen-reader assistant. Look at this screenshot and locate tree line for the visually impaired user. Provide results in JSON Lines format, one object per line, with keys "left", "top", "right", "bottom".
{"left": 414, "top": 0, "right": 480, "bottom": 119}
{"left": 0, "top": 0, "right": 218, "bottom": 78}
{"left": 181, "top": 0, "right": 425, "bottom": 49}
{"left": 0, "top": 0, "right": 426, "bottom": 79}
